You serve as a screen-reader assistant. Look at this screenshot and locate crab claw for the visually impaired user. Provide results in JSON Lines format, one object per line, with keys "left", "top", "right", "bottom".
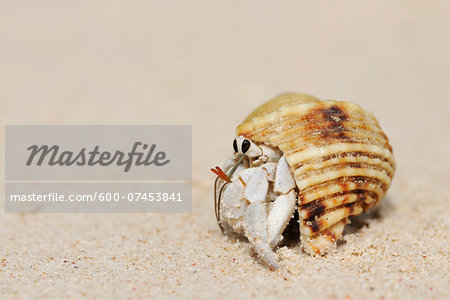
{"left": 242, "top": 167, "right": 280, "bottom": 269}
{"left": 244, "top": 201, "right": 280, "bottom": 270}
{"left": 267, "top": 190, "right": 297, "bottom": 248}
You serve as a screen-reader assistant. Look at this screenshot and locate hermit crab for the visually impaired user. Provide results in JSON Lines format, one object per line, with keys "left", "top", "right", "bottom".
{"left": 211, "top": 93, "right": 395, "bottom": 269}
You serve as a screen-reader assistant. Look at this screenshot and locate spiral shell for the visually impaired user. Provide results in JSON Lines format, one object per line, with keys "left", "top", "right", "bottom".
{"left": 236, "top": 93, "right": 395, "bottom": 255}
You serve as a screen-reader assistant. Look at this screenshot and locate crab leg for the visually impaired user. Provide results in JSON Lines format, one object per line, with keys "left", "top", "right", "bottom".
{"left": 244, "top": 202, "right": 279, "bottom": 269}
{"left": 268, "top": 156, "right": 297, "bottom": 247}
{"left": 267, "top": 190, "right": 297, "bottom": 248}
{"left": 242, "top": 168, "right": 280, "bottom": 269}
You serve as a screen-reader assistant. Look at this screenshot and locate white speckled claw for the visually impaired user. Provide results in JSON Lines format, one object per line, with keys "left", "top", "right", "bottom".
{"left": 244, "top": 201, "right": 279, "bottom": 270}
{"left": 267, "top": 190, "right": 296, "bottom": 248}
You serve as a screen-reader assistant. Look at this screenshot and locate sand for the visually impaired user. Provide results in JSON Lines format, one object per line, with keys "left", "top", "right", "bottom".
{"left": 1, "top": 1, "right": 449, "bottom": 299}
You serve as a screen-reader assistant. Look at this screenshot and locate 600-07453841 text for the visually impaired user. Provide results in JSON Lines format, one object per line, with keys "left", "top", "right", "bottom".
{"left": 9, "top": 192, "right": 184, "bottom": 202}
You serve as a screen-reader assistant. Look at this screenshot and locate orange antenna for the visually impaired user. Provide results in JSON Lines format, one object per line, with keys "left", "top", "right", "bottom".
{"left": 211, "top": 154, "right": 245, "bottom": 182}
{"left": 211, "top": 166, "right": 230, "bottom": 182}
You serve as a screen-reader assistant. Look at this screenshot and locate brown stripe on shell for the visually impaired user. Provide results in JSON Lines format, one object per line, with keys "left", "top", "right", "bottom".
{"left": 301, "top": 202, "right": 364, "bottom": 237}
{"left": 301, "top": 219, "right": 348, "bottom": 256}
{"left": 299, "top": 190, "right": 377, "bottom": 219}
{"left": 238, "top": 106, "right": 384, "bottom": 142}
{"left": 295, "top": 158, "right": 395, "bottom": 182}
{"left": 295, "top": 162, "right": 394, "bottom": 183}
{"left": 299, "top": 176, "right": 387, "bottom": 205}
{"left": 286, "top": 143, "right": 395, "bottom": 171}
{"left": 240, "top": 102, "right": 390, "bottom": 151}
{"left": 293, "top": 151, "right": 395, "bottom": 171}
{"left": 277, "top": 127, "right": 390, "bottom": 150}
{"left": 243, "top": 118, "right": 390, "bottom": 152}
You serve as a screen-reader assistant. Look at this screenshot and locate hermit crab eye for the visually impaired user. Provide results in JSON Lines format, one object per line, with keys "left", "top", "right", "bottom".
{"left": 233, "top": 139, "right": 238, "bottom": 153}
{"left": 241, "top": 139, "right": 251, "bottom": 153}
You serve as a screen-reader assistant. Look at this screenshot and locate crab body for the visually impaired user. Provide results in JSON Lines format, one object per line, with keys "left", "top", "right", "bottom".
{"left": 219, "top": 153, "right": 297, "bottom": 269}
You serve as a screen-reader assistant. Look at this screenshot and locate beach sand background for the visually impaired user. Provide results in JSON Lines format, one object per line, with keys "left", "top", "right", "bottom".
{"left": 1, "top": 1, "right": 449, "bottom": 299}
